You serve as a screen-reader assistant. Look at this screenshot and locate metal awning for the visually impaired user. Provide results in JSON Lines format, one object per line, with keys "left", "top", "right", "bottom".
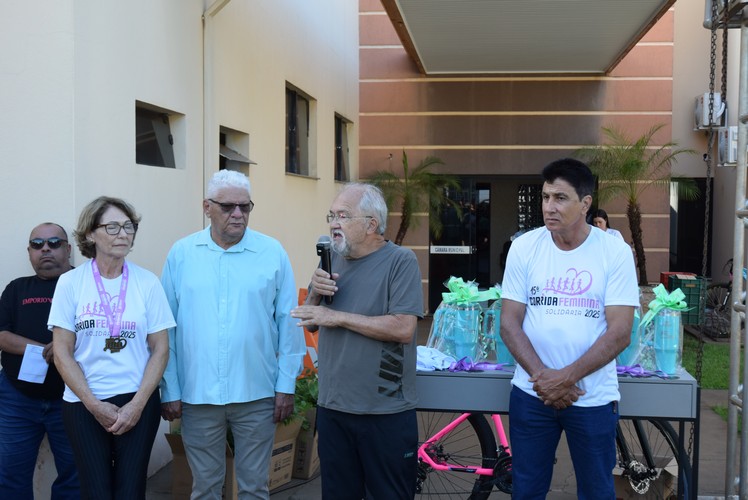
{"left": 381, "top": 0, "right": 675, "bottom": 75}
{"left": 219, "top": 144, "right": 256, "bottom": 165}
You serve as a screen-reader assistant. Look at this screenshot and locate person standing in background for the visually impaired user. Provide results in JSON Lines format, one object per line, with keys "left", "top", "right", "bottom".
{"left": 592, "top": 209, "right": 625, "bottom": 241}
{"left": 0, "top": 223, "right": 79, "bottom": 499}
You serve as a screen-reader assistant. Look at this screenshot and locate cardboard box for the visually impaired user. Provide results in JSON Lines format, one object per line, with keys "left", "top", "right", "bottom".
{"left": 613, "top": 458, "right": 677, "bottom": 499}
{"left": 293, "top": 409, "right": 320, "bottom": 479}
{"left": 165, "top": 418, "right": 302, "bottom": 498}
{"left": 268, "top": 418, "right": 303, "bottom": 490}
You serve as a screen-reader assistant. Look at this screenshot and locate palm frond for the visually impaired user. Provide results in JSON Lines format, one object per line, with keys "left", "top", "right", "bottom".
{"left": 574, "top": 124, "right": 697, "bottom": 284}
{"left": 366, "top": 150, "right": 459, "bottom": 245}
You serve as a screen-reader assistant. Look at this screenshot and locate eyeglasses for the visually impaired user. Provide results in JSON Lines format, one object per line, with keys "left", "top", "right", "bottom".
{"left": 326, "top": 213, "right": 373, "bottom": 224}
{"left": 96, "top": 221, "right": 138, "bottom": 235}
{"left": 208, "top": 199, "right": 254, "bottom": 214}
{"left": 29, "top": 237, "right": 67, "bottom": 250}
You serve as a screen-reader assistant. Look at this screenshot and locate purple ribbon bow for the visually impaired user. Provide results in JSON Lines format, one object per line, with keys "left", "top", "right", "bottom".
{"left": 617, "top": 364, "right": 671, "bottom": 379}
{"left": 448, "top": 357, "right": 509, "bottom": 372}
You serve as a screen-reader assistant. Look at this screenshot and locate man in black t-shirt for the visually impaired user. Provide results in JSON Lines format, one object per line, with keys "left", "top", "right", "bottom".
{"left": 0, "top": 223, "right": 79, "bottom": 499}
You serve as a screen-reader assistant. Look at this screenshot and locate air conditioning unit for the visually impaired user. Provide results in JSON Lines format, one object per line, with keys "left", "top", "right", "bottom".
{"left": 717, "top": 126, "right": 738, "bottom": 166}
{"left": 694, "top": 92, "right": 726, "bottom": 130}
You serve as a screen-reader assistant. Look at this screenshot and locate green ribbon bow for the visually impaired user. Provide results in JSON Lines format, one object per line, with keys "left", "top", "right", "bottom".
{"left": 441, "top": 276, "right": 501, "bottom": 304}
{"left": 639, "top": 283, "right": 688, "bottom": 330}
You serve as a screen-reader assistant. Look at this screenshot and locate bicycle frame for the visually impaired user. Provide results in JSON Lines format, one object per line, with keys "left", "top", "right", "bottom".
{"left": 417, "top": 412, "right": 510, "bottom": 476}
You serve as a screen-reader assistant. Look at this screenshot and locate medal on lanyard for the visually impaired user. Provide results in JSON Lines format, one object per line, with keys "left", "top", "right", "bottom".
{"left": 92, "top": 260, "right": 129, "bottom": 353}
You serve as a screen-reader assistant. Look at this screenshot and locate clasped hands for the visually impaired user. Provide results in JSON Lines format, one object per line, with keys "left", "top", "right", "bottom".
{"left": 530, "top": 368, "right": 585, "bottom": 410}
{"left": 90, "top": 400, "right": 143, "bottom": 435}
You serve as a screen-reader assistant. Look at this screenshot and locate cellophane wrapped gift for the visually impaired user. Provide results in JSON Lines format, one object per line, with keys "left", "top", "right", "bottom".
{"left": 653, "top": 308, "right": 683, "bottom": 375}
{"left": 427, "top": 302, "right": 482, "bottom": 360}
{"left": 480, "top": 286, "right": 513, "bottom": 364}
{"left": 426, "top": 277, "right": 499, "bottom": 362}
{"left": 616, "top": 306, "right": 641, "bottom": 366}
{"left": 628, "top": 284, "right": 688, "bottom": 375}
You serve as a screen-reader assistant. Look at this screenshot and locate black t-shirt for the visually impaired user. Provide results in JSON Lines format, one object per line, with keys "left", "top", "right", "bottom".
{"left": 0, "top": 275, "right": 65, "bottom": 399}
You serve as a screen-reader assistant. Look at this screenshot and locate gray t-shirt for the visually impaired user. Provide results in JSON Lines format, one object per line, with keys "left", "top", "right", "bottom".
{"left": 317, "top": 241, "right": 423, "bottom": 414}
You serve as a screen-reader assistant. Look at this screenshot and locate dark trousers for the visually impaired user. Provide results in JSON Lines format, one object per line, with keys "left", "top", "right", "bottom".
{"left": 317, "top": 406, "right": 417, "bottom": 500}
{"left": 62, "top": 390, "right": 161, "bottom": 500}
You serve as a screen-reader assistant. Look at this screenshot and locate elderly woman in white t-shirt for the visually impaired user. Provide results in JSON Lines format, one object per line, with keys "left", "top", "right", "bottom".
{"left": 49, "top": 196, "right": 175, "bottom": 499}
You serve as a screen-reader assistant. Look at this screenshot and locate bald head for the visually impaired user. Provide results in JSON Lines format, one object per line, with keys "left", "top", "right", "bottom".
{"left": 28, "top": 223, "right": 72, "bottom": 280}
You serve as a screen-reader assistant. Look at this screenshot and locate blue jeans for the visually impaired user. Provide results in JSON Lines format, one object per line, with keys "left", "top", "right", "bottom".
{"left": 0, "top": 371, "right": 79, "bottom": 500}
{"left": 509, "top": 386, "right": 618, "bottom": 500}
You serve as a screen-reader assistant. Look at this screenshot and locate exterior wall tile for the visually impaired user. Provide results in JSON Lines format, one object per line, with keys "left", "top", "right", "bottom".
{"left": 361, "top": 79, "right": 673, "bottom": 113}
{"left": 609, "top": 45, "right": 674, "bottom": 77}
{"left": 640, "top": 10, "right": 674, "bottom": 42}
{"left": 360, "top": 12, "right": 401, "bottom": 45}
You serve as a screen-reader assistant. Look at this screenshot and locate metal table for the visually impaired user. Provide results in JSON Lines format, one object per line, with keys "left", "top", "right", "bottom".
{"left": 416, "top": 368, "right": 700, "bottom": 498}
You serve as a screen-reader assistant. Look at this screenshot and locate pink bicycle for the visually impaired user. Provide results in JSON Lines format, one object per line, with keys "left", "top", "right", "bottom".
{"left": 416, "top": 412, "right": 512, "bottom": 498}
{"left": 417, "top": 410, "right": 691, "bottom": 499}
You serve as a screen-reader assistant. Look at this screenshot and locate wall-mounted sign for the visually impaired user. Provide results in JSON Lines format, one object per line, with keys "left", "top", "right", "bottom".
{"left": 430, "top": 245, "right": 472, "bottom": 255}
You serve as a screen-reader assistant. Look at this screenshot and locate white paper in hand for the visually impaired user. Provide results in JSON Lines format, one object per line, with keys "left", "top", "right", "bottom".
{"left": 18, "top": 344, "right": 49, "bottom": 383}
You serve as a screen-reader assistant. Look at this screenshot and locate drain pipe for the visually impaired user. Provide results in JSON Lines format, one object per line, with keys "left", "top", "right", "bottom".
{"left": 704, "top": 0, "right": 715, "bottom": 29}
{"left": 203, "top": 0, "right": 231, "bottom": 225}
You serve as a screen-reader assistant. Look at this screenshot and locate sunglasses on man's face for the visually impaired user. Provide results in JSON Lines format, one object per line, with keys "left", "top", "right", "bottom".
{"left": 29, "top": 237, "right": 67, "bottom": 250}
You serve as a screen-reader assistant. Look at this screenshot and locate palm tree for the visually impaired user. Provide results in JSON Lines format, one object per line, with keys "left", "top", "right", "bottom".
{"left": 576, "top": 125, "right": 697, "bottom": 285}
{"left": 368, "top": 150, "right": 461, "bottom": 246}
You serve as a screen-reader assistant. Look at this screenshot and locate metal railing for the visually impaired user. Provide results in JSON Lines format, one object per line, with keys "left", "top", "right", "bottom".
{"left": 704, "top": 1, "right": 748, "bottom": 496}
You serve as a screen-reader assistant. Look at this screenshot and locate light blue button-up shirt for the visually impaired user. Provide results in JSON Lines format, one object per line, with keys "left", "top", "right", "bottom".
{"left": 160, "top": 227, "right": 304, "bottom": 405}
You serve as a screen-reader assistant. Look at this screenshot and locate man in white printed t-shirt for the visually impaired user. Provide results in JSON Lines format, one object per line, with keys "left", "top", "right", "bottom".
{"left": 500, "top": 158, "right": 639, "bottom": 499}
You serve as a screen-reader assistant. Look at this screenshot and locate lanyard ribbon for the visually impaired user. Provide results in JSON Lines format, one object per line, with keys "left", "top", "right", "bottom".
{"left": 92, "top": 260, "right": 129, "bottom": 338}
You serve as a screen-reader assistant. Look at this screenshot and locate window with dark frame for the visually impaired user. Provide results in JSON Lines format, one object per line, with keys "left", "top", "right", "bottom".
{"left": 286, "top": 87, "right": 310, "bottom": 175}
{"left": 135, "top": 104, "right": 176, "bottom": 168}
{"left": 517, "top": 184, "right": 544, "bottom": 230}
{"left": 334, "top": 115, "right": 350, "bottom": 182}
{"left": 219, "top": 132, "right": 228, "bottom": 171}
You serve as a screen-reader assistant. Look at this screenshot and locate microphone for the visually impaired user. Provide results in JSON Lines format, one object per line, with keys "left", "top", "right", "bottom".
{"left": 316, "top": 235, "right": 333, "bottom": 305}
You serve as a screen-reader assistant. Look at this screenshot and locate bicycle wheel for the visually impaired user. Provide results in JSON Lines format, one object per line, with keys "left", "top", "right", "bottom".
{"left": 704, "top": 284, "right": 730, "bottom": 339}
{"left": 416, "top": 412, "right": 501, "bottom": 499}
{"left": 616, "top": 419, "right": 692, "bottom": 499}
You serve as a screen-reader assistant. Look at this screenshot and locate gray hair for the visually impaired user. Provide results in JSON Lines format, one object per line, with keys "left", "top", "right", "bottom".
{"left": 341, "top": 183, "right": 388, "bottom": 235}
{"left": 206, "top": 170, "right": 251, "bottom": 199}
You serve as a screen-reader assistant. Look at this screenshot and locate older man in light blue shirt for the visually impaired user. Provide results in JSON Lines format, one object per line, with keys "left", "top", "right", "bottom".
{"left": 160, "top": 170, "right": 304, "bottom": 500}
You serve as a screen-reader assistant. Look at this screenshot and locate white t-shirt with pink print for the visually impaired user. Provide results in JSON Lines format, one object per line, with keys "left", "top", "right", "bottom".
{"left": 48, "top": 260, "right": 175, "bottom": 403}
{"left": 502, "top": 225, "right": 639, "bottom": 407}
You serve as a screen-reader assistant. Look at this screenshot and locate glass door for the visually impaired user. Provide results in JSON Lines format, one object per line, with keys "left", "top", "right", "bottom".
{"left": 428, "top": 180, "right": 490, "bottom": 312}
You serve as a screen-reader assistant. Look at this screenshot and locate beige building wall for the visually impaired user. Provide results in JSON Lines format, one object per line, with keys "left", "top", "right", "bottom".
{"left": 671, "top": 2, "right": 742, "bottom": 279}
{"left": 1, "top": 0, "right": 358, "bottom": 496}
{"left": 1, "top": 0, "right": 359, "bottom": 291}
{"left": 1, "top": 1, "right": 77, "bottom": 288}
